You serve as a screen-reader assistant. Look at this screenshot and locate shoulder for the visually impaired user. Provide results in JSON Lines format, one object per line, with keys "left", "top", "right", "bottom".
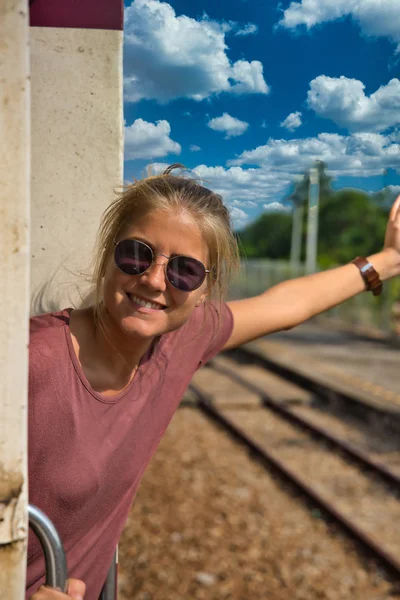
{"left": 176, "top": 301, "right": 232, "bottom": 337}
{"left": 29, "top": 309, "right": 71, "bottom": 359}
{"left": 176, "top": 301, "right": 233, "bottom": 365}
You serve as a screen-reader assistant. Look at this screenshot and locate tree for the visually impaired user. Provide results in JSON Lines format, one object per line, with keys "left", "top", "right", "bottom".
{"left": 237, "top": 186, "right": 389, "bottom": 266}
{"left": 237, "top": 212, "right": 292, "bottom": 259}
{"left": 317, "top": 188, "right": 388, "bottom": 267}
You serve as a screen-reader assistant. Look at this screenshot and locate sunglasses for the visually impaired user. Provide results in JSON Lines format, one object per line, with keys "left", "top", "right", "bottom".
{"left": 113, "top": 238, "right": 212, "bottom": 292}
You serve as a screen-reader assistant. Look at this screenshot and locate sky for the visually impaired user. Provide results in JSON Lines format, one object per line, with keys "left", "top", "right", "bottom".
{"left": 122, "top": 0, "right": 400, "bottom": 229}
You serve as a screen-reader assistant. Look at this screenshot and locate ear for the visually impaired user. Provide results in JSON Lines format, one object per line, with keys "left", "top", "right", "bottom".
{"left": 196, "top": 290, "right": 208, "bottom": 307}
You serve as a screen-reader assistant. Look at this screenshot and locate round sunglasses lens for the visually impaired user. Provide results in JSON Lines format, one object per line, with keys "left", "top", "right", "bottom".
{"left": 114, "top": 240, "right": 152, "bottom": 275}
{"left": 167, "top": 256, "right": 206, "bottom": 291}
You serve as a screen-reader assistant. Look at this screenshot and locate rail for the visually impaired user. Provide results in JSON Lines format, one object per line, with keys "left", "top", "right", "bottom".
{"left": 190, "top": 352, "right": 400, "bottom": 578}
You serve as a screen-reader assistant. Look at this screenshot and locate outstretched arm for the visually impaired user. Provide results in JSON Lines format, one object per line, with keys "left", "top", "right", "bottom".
{"left": 224, "top": 196, "right": 400, "bottom": 350}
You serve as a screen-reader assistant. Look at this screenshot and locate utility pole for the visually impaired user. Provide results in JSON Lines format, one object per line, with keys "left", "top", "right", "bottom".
{"left": 290, "top": 203, "right": 304, "bottom": 272}
{"left": 289, "top": 174, "right": 304, "bottom": 273}
{"left": 306, "top": 165, "right": 320, "bottom": 274}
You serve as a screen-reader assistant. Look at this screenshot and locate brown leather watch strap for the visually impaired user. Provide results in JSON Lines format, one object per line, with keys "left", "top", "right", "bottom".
{"left": 351, "top": 256, "right": 383, "bottom": 296}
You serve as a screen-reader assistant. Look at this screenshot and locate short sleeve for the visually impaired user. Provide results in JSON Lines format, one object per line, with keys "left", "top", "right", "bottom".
{"left": 198, "top": 302, "right": 234, "bottom": 366}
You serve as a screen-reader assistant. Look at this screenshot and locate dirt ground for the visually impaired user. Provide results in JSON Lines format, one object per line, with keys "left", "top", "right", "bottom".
{"left": 117, "top": 406, "right": 400, "bottom": 600}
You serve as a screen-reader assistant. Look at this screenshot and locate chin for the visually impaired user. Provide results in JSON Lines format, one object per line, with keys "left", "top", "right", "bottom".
{"left": 118, "top": 315, "right": 163, "bottom": 339}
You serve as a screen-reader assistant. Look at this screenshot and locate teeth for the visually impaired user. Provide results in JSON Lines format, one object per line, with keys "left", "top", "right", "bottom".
{"left": 130, "top": 294, "right": 162, "bottom": 310}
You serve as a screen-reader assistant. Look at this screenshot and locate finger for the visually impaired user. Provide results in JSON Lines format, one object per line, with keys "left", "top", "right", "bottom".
{"left": 389, "top": 195, "right": 400, "bottom": 222}
{"left": 67, "top": 578, "right": 86, "bottom": 600}
{"left": 33, "top": 585, "right": 68, "bottom": 599}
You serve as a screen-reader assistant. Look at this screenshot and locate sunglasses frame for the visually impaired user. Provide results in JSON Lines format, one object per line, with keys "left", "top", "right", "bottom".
{"left": 113, "top": 238, "right": 212, "bottom": 291}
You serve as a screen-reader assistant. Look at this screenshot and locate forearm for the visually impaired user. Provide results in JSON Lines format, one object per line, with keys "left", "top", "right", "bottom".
{"left": 262, "top": 248, "right": 400, "bottom": 327}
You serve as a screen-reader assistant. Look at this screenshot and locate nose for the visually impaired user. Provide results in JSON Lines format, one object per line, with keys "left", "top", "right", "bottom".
{"left": 139, "top": 261, "right": 168, "bottom": 292}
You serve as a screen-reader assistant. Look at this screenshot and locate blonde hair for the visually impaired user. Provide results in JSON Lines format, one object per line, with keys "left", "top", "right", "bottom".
{"left": 92, "top": 164, "right": 240, "bottom": 329}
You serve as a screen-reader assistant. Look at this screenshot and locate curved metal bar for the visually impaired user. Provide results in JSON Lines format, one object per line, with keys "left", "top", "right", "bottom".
{"left": 99, "top": 549, "right": 118, "bottom": 600}
{"left": 28, "top": 504, "right": 68, "bottom": 592}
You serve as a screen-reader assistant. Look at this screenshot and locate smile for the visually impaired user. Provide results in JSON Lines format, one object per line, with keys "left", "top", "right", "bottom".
{"left": 126, "top": 293, "right": 166, "bottom": 310}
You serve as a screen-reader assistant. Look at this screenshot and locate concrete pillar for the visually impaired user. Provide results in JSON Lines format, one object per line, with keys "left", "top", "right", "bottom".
{"left": 0, "top": 1, "right": 31, "bottom": 595}
{"left": 29, "top": 0, "right": 124, "bottom": 314}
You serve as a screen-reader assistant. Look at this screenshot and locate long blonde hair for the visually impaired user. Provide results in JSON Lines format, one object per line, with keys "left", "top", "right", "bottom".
{"left": 92, "top": 164, "right": 240, "bottom": 329}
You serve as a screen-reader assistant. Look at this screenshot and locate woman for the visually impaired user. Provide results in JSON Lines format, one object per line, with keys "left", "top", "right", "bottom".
{"left": 28, "top": 166, "right": 400, "bottom": 599}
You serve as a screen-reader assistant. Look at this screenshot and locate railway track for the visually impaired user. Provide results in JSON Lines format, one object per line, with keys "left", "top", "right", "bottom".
{"left": 231, "top": 340, "right": 400, "bottom": 428}
{"left": 190, "top": 351, "right": 400, "bottom": 579}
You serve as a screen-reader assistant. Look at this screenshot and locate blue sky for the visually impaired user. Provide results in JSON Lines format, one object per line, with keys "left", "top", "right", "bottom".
{"left": 123, "top": 0, "right": 400, "bottom": 228}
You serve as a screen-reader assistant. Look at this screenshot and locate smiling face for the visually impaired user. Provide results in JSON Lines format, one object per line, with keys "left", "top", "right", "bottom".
{"left": 102, "top": 209, "right": 210, "bottom": 341}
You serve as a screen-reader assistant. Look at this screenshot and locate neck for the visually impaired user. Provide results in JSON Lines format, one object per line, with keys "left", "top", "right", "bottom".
{"left": 92, "top": 308, "right": 153, "bottom": 374}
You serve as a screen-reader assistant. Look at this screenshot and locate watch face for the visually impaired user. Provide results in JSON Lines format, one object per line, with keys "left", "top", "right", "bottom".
{"left": 360, "top": 263, "right": 373, "bottom": 274}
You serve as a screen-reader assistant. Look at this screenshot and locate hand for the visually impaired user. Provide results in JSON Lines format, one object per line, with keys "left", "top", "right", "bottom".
{"left": 384, "top": 195, "right": 400, "bottom": 255}
{"left": 31, "top": 578, "right": 86, "bottom": 600}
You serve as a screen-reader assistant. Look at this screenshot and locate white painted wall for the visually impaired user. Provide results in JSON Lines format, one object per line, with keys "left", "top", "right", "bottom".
{"left": 30, "top": 27, "right": 124, "bottom": 314}
{"left": 0, "top": 1, "right": 30, "bottom": 596}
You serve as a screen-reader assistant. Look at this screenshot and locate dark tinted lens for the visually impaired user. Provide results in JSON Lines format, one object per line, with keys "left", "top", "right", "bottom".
{"left": 167, "top": 256, "right": 206, "bottom": 291}
{"left": 114, "top": 239, "right": 152, "bottom": 275}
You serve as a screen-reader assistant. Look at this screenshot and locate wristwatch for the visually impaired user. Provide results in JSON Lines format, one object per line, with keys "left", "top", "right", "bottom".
{"left": 351, "top": 256, "right": 383, "bottom": 296}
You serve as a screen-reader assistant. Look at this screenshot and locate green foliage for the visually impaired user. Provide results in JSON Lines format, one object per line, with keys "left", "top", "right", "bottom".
{"left": 317, "top": 189, "right": 388, "bottom": 266}
{"left": 237, "top": 212, "right": 292, "bottom": 259}
{"left": 237, "top": 161, "right": 390, "bottom": 269}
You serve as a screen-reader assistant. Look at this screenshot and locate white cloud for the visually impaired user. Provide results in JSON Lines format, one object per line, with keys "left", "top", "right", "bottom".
{"left": 228, "top": 131, "right": 400, "bottom": 177}
{"left": 278, "top": 0, "right": 400, "bottom": 53}
{"left": 125, "top": 119, "right": 181, "bottom": 160}
{"left": 235, "top": 23, "right": 259, "bottom": 36}
{"left": 263, "top": 202, "right": 291, "bottom": 212}
{"left": 139, "top": 163, "right": 292, "bottom": 224}
{"left": 192, "top": 164, "right": 292, "bottom": 206}
{"left": 387, "top": 184, "right": 400, "bottom": 195}
{"left": 229, "top": 206, "right": 250, "bottom": 228}
{"left": 232, "top": 199, "right": 258, "bottom": 208}
{"left": 145, "top": 162, "right": 169, "bottom": 175}
{"left": 207, "top": 113, "right": 249, "bottom": 139}
{"left": 141, "top": 130, "right": 400, "bottom": 225}
{"left": 190, "top": 145, "right": 201, "bottom": 152}
{"left": 124, "top": 0, "right": 269, "bottom": 103}
{"left": 308, "top": 76, "right": 400, "bottom": 132}
{"left": 281, "top": 111, "right": 302, "bottom": 132}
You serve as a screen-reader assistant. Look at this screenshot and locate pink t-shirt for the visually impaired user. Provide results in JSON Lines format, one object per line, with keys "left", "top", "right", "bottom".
{"left": 26, "top": 302, "right": 233, "bottom": 599}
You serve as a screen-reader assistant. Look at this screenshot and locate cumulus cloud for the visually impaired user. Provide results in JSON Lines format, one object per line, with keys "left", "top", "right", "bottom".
{"left": 125, "top": 119, "right": 181, "bottom": 160}
{"left": 232, "top": 199, "right": 258, "bottom": 208}
{"left": 145, "top": 162, "right": 288, "bottom": 209}
{"left": 235, "top": 23, "right": 259, "bottom": 36}
{"left": 192, "top": 164, "right": 292, "bottom": 207}
{"left": 263, "top": 202, "right": 291, "bottom": 212}
{"left": 387, "top": 184, "right": 400, "bottom": 195}
{"left": 142, "top": 128, "right": 400, "bottom": 224}
{"left": 308, "top": 76, "right": 400, "bottom": 132}
{"left": 207, "top": 113, "right": 249, "bottom": 139}
{"left": 229, "top": 206, "right": 250, "bottom": 228}
{"left": 124, "top": 0, "right": 269, "bottom": 103}
{"left": 190, "top": 145, "right": 201, "bottom": 152}
{"left": 228, "top": 131, "right": 400, "bottom": 177}
{"left": 280, "top": 111, "right": 302, "bottom": 132}
{"left": 278, "top": 0, "right": 400, "bottom": 53}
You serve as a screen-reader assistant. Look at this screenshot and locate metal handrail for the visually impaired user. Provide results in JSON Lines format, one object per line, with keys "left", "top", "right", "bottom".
{"left": 28, "top": 504, "right": 68, "bottom": 592}
{"left": 28, "top": 503, "right": 118, "bottom": 598}
{"left": 99, "top": 550, "right": 118, "bottom": 599}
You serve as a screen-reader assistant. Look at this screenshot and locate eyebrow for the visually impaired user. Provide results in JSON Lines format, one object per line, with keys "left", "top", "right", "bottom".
{"left": 124, "top": 236, "right": 200, "bottom": 261}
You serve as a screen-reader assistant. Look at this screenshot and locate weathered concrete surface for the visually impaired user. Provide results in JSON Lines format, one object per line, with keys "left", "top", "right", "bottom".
{"left": 0, "top": 0, "right": 30, "bottom": 595}
{"left": 30, "top": 26, "right": 123, "bottom": 313}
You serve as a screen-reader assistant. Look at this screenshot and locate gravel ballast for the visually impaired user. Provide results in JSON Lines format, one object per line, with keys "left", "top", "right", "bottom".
{"left": 118, "top": 406, "right": 399, "bottom": 600}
